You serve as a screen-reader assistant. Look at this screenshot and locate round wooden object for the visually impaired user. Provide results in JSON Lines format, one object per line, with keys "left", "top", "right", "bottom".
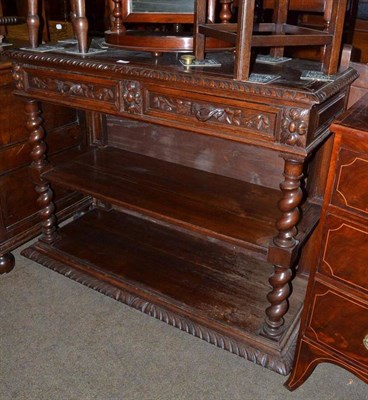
{"left": 0, "top": 253, "right": 15, "bottom": 274}
{"left": 104, "top": 30, "right": 232, "bottom": 53}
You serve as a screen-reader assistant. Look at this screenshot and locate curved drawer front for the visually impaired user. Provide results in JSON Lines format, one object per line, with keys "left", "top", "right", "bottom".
{"left": 307, "top": 282, "right": 368, "bottom": 369}
{"left": 319, "top": 214, "right": 368, "bottom": 293}
{"left": 332, "top": 148, "right": 368, "bottom": 218}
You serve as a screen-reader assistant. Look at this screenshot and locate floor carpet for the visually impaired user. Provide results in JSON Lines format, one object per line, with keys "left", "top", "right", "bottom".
{"left": 1, "top": 243, "right": 366, "bottom": 400}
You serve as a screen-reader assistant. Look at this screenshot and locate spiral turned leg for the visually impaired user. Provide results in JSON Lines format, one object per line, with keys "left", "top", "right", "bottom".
{"left": 0, "top": 253, "right": 15, "bottom": 274}
{"left": 263, "top": 158, "right": 304, "bottom": 339}
{"left": 25, "top": 100, "right": 57, "bottom": 244}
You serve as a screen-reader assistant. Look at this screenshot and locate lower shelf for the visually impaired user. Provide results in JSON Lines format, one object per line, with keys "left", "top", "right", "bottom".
{"left": 22, "top": 208, "right": 307, "bottom": 375}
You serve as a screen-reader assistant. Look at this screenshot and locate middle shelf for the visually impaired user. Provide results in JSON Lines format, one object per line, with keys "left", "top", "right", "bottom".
{"left": 43, "top": 146, "right": 320, "bottom": 259}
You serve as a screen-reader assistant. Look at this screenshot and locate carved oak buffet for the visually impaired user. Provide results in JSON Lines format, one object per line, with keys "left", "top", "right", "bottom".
{"left": 8, "top": 46, "right": 357, "bottom": 374}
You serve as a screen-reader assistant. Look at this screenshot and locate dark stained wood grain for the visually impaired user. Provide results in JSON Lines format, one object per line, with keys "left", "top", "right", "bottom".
{"left": 10, "top": 5, "right": 355, "bottom": 371}
{"left": 43, "top": 147, "right": 279, "bottom": 254}
{"left": 319, "top": 214, "right": 368, "bottom": 293}
{"left": 0, "top": 57, "right": 90, "bottom": 269}
{"left": 285, "top": 90, "right": 368, "bottom": 391}
{"left": 195, "top": 0, "right": 349, "bottom": 80}
{"left": 43, "top": 147, "right": 319, "bottom": 259}
{"left": 106, "top": 117, "right": 285, "bottom": 190}
{"left": 347, "top": 62, "right": 368, "bottom": 108}
{"left": 22, "top": 207, "right": 308, "bottom": 374}
{"left": 331, "top": 148, "right": 368, "bottom": 217}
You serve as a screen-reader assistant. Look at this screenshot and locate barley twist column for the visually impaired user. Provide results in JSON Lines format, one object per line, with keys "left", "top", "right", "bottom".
{"left": 25, "top": 100, "right": 57, "bottom": 244}
{"left": 263, "top": 158, "right": 304, "bottom": 339}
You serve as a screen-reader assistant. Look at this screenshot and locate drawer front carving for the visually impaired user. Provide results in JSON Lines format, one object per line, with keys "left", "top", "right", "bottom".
{"left": 22, "top": 68, "right": 120, "bottom": 112}
{"left": 306, "top": 282, "right": 368, "bottom": 368}
{"left": 332, "top": 148, "right": 368, "bottom": 217}
{"left": 146, "top": 91, "right": 277, "bottom": 140}
{"left": 319, "top": 214, "right": 368, "bottom": 292}
{"left": 28, "top": 75, "right": 116, "bottom": 102}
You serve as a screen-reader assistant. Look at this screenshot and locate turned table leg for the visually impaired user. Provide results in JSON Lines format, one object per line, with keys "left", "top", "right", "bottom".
{"left": 111, "top": 0, "right": 124, "bottom": 33}
{"left": 0, "top": 253, "right": 15, "bottom": 274}
{"left": 262, "top": 157, "right": 304, "bottom": 339}
{"left": 70, "top": 0, "right": 77, "bottom": 37}
{"left": 71, "top": 0, "right": 89, "bottom": 53}
{"left": 25, "top": 100, "right": 57, "bottom": 244}
{"left": 27, "top": 0, "right": 39, "bottom": 48}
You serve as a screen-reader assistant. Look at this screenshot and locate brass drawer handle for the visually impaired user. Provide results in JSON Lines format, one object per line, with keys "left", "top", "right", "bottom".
{"left": 364, "top": 335, "right": 368, "bottom": 350}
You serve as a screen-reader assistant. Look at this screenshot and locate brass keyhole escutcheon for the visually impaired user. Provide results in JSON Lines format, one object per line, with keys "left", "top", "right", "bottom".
{"left": 363, "top": 334, "right": 368, "bottom": 350}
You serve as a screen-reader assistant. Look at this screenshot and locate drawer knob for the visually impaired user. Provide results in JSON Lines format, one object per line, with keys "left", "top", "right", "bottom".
{"left": 364, "top": 335, "right": 368, "bottom": 350}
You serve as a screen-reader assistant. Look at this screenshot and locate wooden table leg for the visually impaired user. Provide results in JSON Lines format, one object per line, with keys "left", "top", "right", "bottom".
{"left": 111, "top": 0, "right": 124, "bottom": 33}
{"left": 27, "top": 0, "right": 40, "bottom": 48}
{"left": 70, "top": 0, "right": 77, "bottom": 38}
{"left": 72, "top": 0, "right": 89, "bottom": 54}
{"left": 25, "top": 100, "right": 58, "bottom": 244}
{"left": 270, "top": 0, "right": 288, "bottom": 58}
{"left": 234, "top": 0, "right": 255, "bottom": 81}
{"left": 262, "top": 157, "right": 304, "bottom": 339}
{"left": 194, "top": 0, "right": 207, "bottom": 61}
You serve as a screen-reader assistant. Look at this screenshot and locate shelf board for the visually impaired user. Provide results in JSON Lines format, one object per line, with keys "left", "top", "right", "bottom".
{"left": 44, "top": 147, "right": 319, "bottom": 258}
{"left": 22, "top": 208, "right": 307, "bottom": 374}
{"left": 44, "top": 147, "right": 284, "bottom": 257}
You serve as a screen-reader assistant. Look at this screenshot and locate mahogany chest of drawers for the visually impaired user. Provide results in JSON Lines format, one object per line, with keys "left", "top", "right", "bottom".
{"left": 285, "top": 93, "right": 368, "bottom": 389}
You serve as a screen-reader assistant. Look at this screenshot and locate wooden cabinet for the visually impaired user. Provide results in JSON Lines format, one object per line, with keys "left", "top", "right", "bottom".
{"left": 0, "top": 56, "right": 91, "bottom": 274}
{"left": 285, "top": 93, "right": 368, "bottom": 390}
{"left": 7, "top": 46, "right": 357, "bottom": 374}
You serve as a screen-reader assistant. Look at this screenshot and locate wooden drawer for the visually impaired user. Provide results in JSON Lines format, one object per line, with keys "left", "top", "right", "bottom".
{"left": 306, "top": 281, "right": 368, "bottom": 369}
{"left": 331, "top": 148, "right": 368, "bottom": 218}
{"left": 318, "top": 214, "right": 368, "bottom": 293}
{"left": 146, "top": 87, "right": 278, "bottom": 141}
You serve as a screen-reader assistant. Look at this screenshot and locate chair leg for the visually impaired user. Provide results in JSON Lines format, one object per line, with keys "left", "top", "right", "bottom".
{"left": 27, "top": 0, "right": 40, "bottom": 48}
{"left": 71, "top": 0, "right": 88, "bottom": 54}
{"left": 322, "top": 0, "right": 348, "bottom": 75}
{"left": 234, "top": 0, "right": 255, "bottom": 81}
{"left": 270, "top": 0, "right": 289, "bottom": 58}
{"left": 194, "top": 0, "right": 207, "bottom": 60}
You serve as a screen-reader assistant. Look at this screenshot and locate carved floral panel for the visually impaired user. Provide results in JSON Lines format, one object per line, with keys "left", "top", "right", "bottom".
{"left": 27, "top": 74, "right": 117, "bottom": 104}
{"left": 281, "top": 108, "right": 309, "bottom": 148}
{"left": 148, "top": 94, "right": 275, "bottom": 137}
{"left": 121, "top": 81, "right": 143, "bottom": 114}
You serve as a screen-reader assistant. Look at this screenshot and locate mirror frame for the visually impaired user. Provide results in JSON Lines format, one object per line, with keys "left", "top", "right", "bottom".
{"left": 122, "top": 0, "right": 194, "bottom": 23}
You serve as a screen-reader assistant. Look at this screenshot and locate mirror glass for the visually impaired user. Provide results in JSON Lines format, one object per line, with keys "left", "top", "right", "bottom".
{"left": 130, "top": 0, "right": 194, "bottom": 14}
